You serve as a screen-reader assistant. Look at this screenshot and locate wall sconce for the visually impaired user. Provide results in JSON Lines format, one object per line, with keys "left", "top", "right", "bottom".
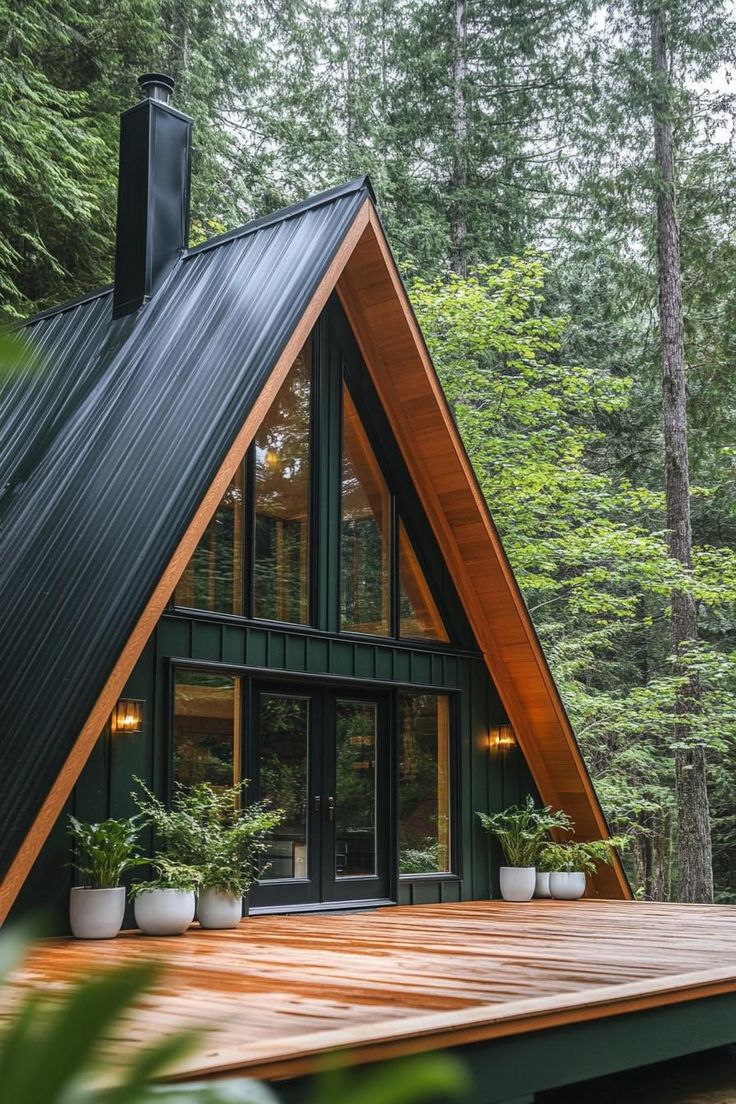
{"left": 110, "top": 698, "right": 144, "bottom": 735}
{"left": 489, "top": 723, "right": 516, "bottom": 753}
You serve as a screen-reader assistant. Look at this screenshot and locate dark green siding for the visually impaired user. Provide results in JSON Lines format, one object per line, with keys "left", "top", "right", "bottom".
{"left": 13, "top": 616, "right": 538, "bottom": 932}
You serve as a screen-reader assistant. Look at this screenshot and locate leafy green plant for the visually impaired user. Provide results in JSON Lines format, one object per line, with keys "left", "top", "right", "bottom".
{"left": 67, "top": 816, "right": 145, "bottom": 889}
{"left": 540, "top": 837, "right": 627, "bottom": 875}
{"left": 132, "top": 780, "right": 284, "bottom": 898}
{"left": 399, "top": 842, "right": 442, "bottom": 875}
{"left": 476, "top": 796, "right": 573, "bottom": 867}
{"left": 129, "top": 858, "right": 202, "bottom": 899}
{"left": 308, "top": 1053, "right": 470, "bottom": 1104}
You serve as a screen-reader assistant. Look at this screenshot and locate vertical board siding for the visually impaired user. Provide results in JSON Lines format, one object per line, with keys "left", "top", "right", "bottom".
{"left": 12, "top": 618, "right": 538, "bottom": 932}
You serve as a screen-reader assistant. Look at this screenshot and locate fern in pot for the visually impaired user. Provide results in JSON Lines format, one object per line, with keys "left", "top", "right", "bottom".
{"left": 133, "top": 779, "right": 284, "bottom": 930}
{"left": 67, "top": 815, "right": 144, "bottom": 939}
{"left": 540, "top": 837, "right": 626, "bottom": 900}
{"left": 476, "top": 797, "right": 572, "bottom": 902}
{"left": 130, "top": 857, "right": 201, "bottom": 936}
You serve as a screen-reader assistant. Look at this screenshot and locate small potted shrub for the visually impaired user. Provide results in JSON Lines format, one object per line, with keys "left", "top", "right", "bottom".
{"left": 67, "top": 815, "right": 143, "bottom": 939}
{"left": 130, "top": 858, "right": 200, "bottom": 935}
{"left": 476, "top": 796, "right": 572, "bottom": 902}
{"left": 133, "top": 779, "right": 284, "bottom": 930}
{"left": 541, "top": 837, "right": 625, "bottom": 900}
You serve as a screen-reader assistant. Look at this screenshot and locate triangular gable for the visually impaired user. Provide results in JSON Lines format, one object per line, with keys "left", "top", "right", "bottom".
{"left": 336, "top": 210, "right": 629, "bottom": 899}
{"left": 0, "top": 187, "right": 628, "bottom": 919}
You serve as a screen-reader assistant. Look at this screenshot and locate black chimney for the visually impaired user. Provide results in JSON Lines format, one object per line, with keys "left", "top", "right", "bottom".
{"left": 112, "top": 74, "right": 193, "bottom": 319}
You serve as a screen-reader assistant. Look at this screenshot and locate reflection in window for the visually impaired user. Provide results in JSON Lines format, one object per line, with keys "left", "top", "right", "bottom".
{"left": 258, "top": 694, "right": 309, "bottom": 880}
{"left": 175, "top": 467, "right": 244, "bottom": 614}
{"left": 399, "top": 694, "right": 451, "bottom": 875}
{"left": 335, "top": 700, "right": 377, "bottom": 878}
{"left": 173, "top": 671, "right": 238, "bottom": 788}
{"left": 341, "top": 387, "right": 390, "bottom": 635}
{"left": 399, "top": 521, "right": 449, "bottom": 641}
{"left": 253, "top": 346, "right": 311, "bottom": 624}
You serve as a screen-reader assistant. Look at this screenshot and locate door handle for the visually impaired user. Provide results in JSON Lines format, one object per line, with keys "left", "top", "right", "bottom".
{"left": 314, "top": 795, "right": 321, "bottom": 814}
{"left": 327, "top": 796, "right": 335, "bottom": 822}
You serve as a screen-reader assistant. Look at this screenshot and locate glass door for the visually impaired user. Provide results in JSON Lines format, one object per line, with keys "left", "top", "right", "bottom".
{"left": 249, "top": 686, "right": 320, "bottom": 909}
{"left": 321, "top": 694, "right": 391, "bottom": 903}
{"left": 249, "top": 684, "right": 390, "bottom": 909}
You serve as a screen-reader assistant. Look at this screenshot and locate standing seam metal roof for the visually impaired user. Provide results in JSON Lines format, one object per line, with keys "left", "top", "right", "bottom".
{"left": 0, "top": 179, "right": 371, "bottom": 885}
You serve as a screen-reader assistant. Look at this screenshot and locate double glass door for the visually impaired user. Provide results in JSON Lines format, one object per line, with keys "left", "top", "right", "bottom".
{"left": 249, "top": 684, "right": 391, "bottom": 909}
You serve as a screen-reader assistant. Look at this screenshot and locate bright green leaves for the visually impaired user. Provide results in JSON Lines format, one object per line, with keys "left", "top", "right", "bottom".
{"left": 411, "top": 255, "right": 736, "bottom": 897}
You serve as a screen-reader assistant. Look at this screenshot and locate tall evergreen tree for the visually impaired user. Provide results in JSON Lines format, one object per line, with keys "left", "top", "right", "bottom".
{"left": 650, "top": 3, "right": 713, "bottom": 902}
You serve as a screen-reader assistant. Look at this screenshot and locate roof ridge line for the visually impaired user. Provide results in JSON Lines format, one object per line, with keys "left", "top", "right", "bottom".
{"left": 184, "top": 176, "right": 374, "bottom": 260}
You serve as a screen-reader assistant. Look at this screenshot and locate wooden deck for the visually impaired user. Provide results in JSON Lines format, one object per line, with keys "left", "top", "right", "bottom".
{"left": 4, "top": 900, "right": 736, "bottom": 1086}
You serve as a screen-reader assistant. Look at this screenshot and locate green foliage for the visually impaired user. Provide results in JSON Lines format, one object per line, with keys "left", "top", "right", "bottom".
{"left": 540, "top": 837, "right": 627, "bottom": 876}
{"left": 129, "top": 857, "right": 201, "bottom": 897}
{"left": 476, "top": 796, "right": 573, "bottom": 868}
{"left": 399, "top": 842, "right": 442, "bottom": 875}
{"left": 132, "top": 779, "right": 284, "bottom": 897}
{"left": 307, "top": 1053, "right": 470, "bottom": 1104}
{"left": 67, "top": 816, "right": 145, "bottom": 890}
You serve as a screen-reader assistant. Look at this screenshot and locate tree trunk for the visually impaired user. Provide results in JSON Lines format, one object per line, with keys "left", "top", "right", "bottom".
{"left": 648, "top": 808, "right": 672, "bottom": 902}
{"left": 650, "top": 6, "right": 713, "bottom": 903}
{"left": 450, "top": 0, "right": 467, "bottom": 276}
{"left": 345, "top": 0, "right": 357, "bottom": 176}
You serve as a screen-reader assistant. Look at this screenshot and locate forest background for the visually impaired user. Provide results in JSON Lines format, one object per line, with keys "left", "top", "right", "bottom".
{"left": 3, "top": 0, "right": 736, "bottom": 902}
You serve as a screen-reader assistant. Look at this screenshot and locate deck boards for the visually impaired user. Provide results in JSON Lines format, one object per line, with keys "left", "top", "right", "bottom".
{"left": 3, "top": 900, "right": 736, "bottom": 1082}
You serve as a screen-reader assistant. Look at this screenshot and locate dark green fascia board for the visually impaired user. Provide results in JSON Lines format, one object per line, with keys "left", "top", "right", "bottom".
{"left": 271, "top": 992, "right": 736, "bottom": 1104}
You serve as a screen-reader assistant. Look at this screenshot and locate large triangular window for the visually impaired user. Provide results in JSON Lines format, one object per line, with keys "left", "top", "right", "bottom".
{"left": 398, "top": 521, "right": 449, "bottom": 642}
{"left": 340, "top": 381, "right": 449, "bottom": 642}
{"left": 340, "top": 386, "right": 391, "bottom": 636}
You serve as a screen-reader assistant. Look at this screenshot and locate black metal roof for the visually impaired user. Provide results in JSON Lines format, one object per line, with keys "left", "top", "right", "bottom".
{"left": 0, "top": 177, "right": 372, "bottom": 887}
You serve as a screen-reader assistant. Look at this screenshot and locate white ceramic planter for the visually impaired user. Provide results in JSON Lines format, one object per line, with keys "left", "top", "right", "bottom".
{"left": 499, "top": 866, "right": 536, "bottom": 902}
{"left": 69, "top": 886, "right": 126, "bottom": 939}
{"left": 534, "top": 871, "right": 552, "bottom": 898}
{"left": 549, "top": 871, "right": 586, "bottom": 900}
{"left": 197, "top": 887, "right": 243, "bottom": 929}
{"left": 134, "top": 889, "right": 195, "bottom": 936}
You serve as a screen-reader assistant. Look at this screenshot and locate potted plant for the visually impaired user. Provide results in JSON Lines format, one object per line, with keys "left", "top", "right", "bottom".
{"left": 130, "top": 858, "right": 200, "bottom": 935}
{"left": 67, "top": 815, "right": 143, "bottom": 939}
{"left": 132, "top": 779, "right": 284, "bottom": 930}
{"left": 476, "top": 796, "right": 572, "bottom": 902}
{"left": 541, "top": 837, "right": 625, "bottom": 900}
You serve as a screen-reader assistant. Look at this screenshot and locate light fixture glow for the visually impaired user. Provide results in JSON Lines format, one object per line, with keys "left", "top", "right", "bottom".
{"left": 264, "top": 447, "right": 281, "bottom": 471}
{"left": 489, "top": 723, "right": 516, "bottom": 752}
{"left": 110, "top": 698, "right": 144, "bottom": 735}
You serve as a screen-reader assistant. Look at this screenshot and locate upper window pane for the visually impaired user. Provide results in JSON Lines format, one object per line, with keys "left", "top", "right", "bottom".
{"left": 173, "top": 669, "right": 238, "bottom": 788}
{"left": 253, "top": 345, "right": 311, "bottom": 624}
{"left": 340, "top": 386, "right": 391, "bottom": 636}
{"left": 398, "top": 693, "right": 451, "bottom": 875}
{"left": 399, "top": 521, "right": 449, "bottom": 642}
{"left": 175, "top": 466, "right": 244, "bottom": 615}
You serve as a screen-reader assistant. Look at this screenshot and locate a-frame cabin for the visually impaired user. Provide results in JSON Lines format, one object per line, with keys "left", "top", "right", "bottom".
{"left": 5, "top": 75, "right": 736, "bottom": 1104}
{"left": 0, "top": 75, "right": 627, "bottom": 927}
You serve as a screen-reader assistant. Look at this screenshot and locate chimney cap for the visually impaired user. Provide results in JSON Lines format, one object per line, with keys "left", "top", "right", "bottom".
{"left": 138, "top": 73, "right": 176, "bottom": 103}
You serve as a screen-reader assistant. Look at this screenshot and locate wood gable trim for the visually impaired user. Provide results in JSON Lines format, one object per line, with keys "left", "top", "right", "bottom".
{"left": 0, "top": 199, "right": 372, "bottom": 924}
{"left": 336, "top": 209, "right": 630, "bottom": 900}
